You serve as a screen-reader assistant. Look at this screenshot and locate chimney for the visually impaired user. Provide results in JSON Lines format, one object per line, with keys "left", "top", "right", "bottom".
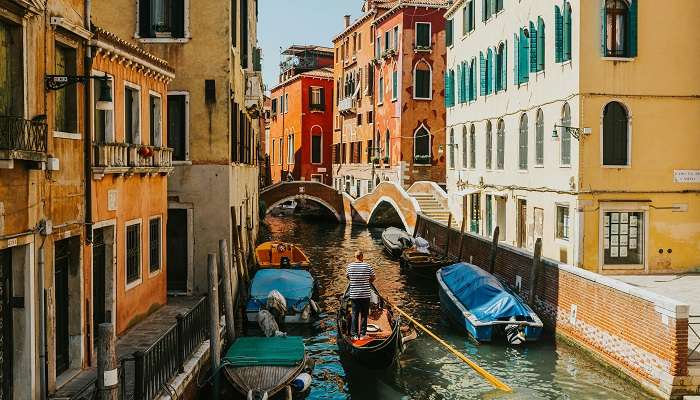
{"left": 344, "top": 15, "right": 351, "bottom": 28}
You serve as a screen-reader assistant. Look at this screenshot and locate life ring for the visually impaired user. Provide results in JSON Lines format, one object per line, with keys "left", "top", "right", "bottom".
{"left": 277, "top": 243, "right": 287, "bottom": 253}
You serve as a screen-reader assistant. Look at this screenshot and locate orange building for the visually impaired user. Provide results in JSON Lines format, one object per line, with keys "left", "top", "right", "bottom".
{"left": 268, "top": 46, "right": 334, "bottom": 184}
{"left": 86, "top": 27, "right": 174, "bottom": 339}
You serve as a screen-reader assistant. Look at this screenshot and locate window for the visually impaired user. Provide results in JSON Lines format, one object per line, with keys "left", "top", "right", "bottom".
{"left": 149, "top": 217, "right": 161, "bottom": 272}
{"left": 94, "top": 76, "right": 114, "bottom": 143}
{"left": 537, "top": 17, "right": 546, "bottom": 71}
{"left": 483, "top": 0, "right": 493, "bottom": 21}
{"left": 445, "top": 69, "right": 455, "bottom": 107}
{"left": 414, "top": 61, "right": 431, "bottom": 99}
{"left": 149, "top": 94, "right": 162, "bottom": 146}
{"left": 279, "top": 138, "right": 283, "bottom": 165}
{"left": 561, "top": 103, "right": 571, "bottom": 165}
{"left": 556, "top": 206, "right": 570, "bottom": 240}
{"left": 385, "top": 30, "right": 390, "bottom": 53}
{"left": 446, "top": 19, "right": 453, "bottom": 47}
{"left": 469, "top": 58, "right": 477, "bottom": 101}
{"left": 495, "top": 0, "right": 503, "bottom": 13}
{"left": 309, "top": 87, "right": 325, "bottom": 111}
{"left": 284, "top": 94, "right": 289, "bottom": 113}
{"left": 603, "top": 210, "right": 644, "bottom": 266}
{"left": 391, "top": 69, "right": 398, "bottom": 101}
{"left": 125, "top": 85, "right": 141, "bottom": 144}
{"left": 469, "top": 124, "right": 476, "bottom": 169}
{"left": 563, "top": 1, "right": 572, "bottom": 61}
{"left": 518, "top": 114, "right": 529, "bottom": 170}
{"left": 271, "top": 98, "right": 278, "bottom": 114}
{"left": 55, "top": 44, "right": 78, "bottom": 133}
{"left": 312, "top": 135, "right": 322, "bottom": 164}
{"left": 385, "top": 130, "right": 391, "bottom": 160}
{"left": 603, "top": 0, "right": 637, "bottom": 57}
{"left": 287, "top": 134, "right": 294, "bottom": 164}
{"left": 378, "top": 76, "right": 384, "bottom": 104}
{"left": 414, "top": 125, "right": 430, "bottom": 164}
{"left": 357, "top": 113, "right": 362, "bottom": 125}
{"left": 463, "top": 1, "right": 475, "bottom": 35}
{"left": 416, "top": 22, "right": 431, "bottom": 48}
{"left": 603, "top": 101, "right": 629, "bottom": 166}
{"left": 138, "top": 0, "right": 186, "bottom": 39}
{"left": 240, "top": 0, "right": 249, "bottom": 67}
{"left": 0, "top": 19, "right": 23, "bottom": 117}
{"left": 462, "top": 126, "right": 468, "bottom": 169}
{"left": 555, "top": 5, "right": 564, "bottom": 62}
{"left": 496, "top": 119, "right": 505, "bottom": 169}
{"left": 514, "top": 28, "right": 530, "bottom": 85}
{"left": 376, "top": 37, "right": 381, "bottom": 59}
{"left": 167, "top": 93, "right": 187, "bottom": 160}
{"left": 495, "top": 42, "right": 506, "bottom": 92}
{"left": 367, "top": 111, "right": 373, "bottom": 124}
{"left": 126, "top": 223, "right": 141, "bottom": 284}
{"left": 271, "top": 140, "right": 275, "bottom": 165}
{"left": 470, "top": 193, "right": 480, "bottom": 234}
{"left": 393, "top": 26, "right": 399, "bottom": 51}
{"left": 535, "top": 109, "right": 544, "bottom": 165}
{"left": 449, "top": 129, "right": 455, "bottom": 169}
{"left": 485, "top": 121, "right": 492, "bottom": 169}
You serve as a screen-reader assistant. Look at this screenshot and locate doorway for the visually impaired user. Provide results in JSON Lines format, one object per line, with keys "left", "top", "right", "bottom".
{"left": 517, "top": 199, "right": 527, "bottom": 248}
{"left": 167, "top": 209, "right": 189, "bottom": 293}
{"left": 54, "top": 240, "right": 71, "bottom": 376}
{"left": 496, "top": 196, "right": 507, "bottom": 241}
{"left": 485, "top": 195, "right": 493, "bottom": 237}
{"left": 0, "top": 249, "right": 12, "bottom": 400}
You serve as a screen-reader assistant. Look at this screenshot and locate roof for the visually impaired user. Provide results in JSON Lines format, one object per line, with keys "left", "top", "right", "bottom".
{"left": 373, "top": 0, "right": 451, "bottom": 25}
{"left": 283, "top": 45, "right": 334, "bottom": 56}
{"left": 269, "top": 68, "right": 334, "bottom": 93}
{"left": 91, "top": 26, "right": 174, "bottom": 75}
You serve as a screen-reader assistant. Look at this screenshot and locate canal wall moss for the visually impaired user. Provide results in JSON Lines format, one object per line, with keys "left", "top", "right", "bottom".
{"left": 416, "top": 214, "right": 695, "bottom": 399}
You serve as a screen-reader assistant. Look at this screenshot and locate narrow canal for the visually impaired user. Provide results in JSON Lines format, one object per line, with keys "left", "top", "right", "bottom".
{"left": 260, "top": 215, "right": 654, "bottom": 400}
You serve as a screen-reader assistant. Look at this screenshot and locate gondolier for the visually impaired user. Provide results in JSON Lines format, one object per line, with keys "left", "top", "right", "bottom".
{"left": 346, "top": 250, "right": 375, "bottom": 340}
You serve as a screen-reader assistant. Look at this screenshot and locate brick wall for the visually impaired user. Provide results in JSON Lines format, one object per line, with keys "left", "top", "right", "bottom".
{"left": 416, "top": 215, "right": 690, "bottom": 398}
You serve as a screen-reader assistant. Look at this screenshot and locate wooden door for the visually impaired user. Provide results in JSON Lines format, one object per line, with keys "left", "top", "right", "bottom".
{"left": 92, "top": 229, "right": 106, "bottom": 348}
{"left": 167, "top": 209, "right": 188, "bottom": 293}
{"left": 517, "top": 199, "right": 527, "bottom": 248}
{"left": 0, "top": 249, "right": 12, "bottom": 400}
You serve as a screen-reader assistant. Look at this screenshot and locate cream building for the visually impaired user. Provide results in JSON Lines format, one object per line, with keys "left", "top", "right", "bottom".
{"left": 445, "top": 0, "right": 700, "bottom": 274}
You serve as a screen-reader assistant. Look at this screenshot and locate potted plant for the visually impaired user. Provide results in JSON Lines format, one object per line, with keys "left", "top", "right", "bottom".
{"left": 372, "top": 157, "right": 380, "bottom": 164}
{"left": 383, "top": 156, "right": 390, "bottom": 163}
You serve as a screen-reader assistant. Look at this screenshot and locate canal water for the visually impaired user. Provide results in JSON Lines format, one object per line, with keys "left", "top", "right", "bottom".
{"left": 260, "top": 215, "right": 654, "bottom": 400}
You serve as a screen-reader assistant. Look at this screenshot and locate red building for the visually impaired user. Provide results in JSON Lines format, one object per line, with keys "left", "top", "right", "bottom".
{"left": 268, "top": 46, "right": 335, "bottom": 184}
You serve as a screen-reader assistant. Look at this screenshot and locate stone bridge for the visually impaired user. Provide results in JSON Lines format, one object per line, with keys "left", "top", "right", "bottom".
{"left": 260, "top": 181, "right": 452, "bottom": 234}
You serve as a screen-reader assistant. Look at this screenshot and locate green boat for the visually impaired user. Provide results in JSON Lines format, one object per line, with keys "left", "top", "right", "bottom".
{"left": 222, "top": 336, "right": 310, "bottom": 399}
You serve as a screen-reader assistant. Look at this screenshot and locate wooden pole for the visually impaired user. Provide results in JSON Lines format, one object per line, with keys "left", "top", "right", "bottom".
{"left": 387, "top": 302, "right": 512, "bottom": 392}
{"left": 488, "top": 226, "right": 500, "bottom": 273}
{"left": 237, "top": 221, "right": 249, "bottom": 283}
{"left": 219, "top": 240, "right": 236, "bottom": 345}
{"left": 529, "top": 238, "right": 543, "bottom": 305}
{"left": 97, "top": 323, "right": 118, "bottom": 400}
{"left": 207, "top": 254, "right": 221, "bottom": 399}
{"left": 458, "top": 214, "right": 466, "bottom": 261}
{"left": 444, "top": 214, "right": 453, "bottom": 257}
{"left": 231, "top": 210, "right": 244, "bottom": 282}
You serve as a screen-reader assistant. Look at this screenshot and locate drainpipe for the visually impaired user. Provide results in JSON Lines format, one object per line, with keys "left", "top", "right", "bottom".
{"left": 39, "top": 247, "right": 47, "bottom": 400}
{"left": 84, "top": 0, "right": 94, "bottom": 244}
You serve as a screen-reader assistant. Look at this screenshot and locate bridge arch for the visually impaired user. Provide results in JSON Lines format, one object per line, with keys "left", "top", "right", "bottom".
{"left": 260, "top": 181, "right": 353, "bottom": 223}
{"left": 267, "top": 195, "right": 342, "bottom": 222}
{"left": 366, "top": 196, "right": 410, "bottom": 232}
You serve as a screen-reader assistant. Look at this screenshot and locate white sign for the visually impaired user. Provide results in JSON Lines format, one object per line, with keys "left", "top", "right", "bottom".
{"left": 108, "top": 190, "right": 118, "bottom": 211}
{"left": 6, "top": 238, "right": 17, "bottom": 248}
{"left": 674, "top": 170, "right": 700, "bottom": 183}
{"left": 317, "top": 168, "right": 327, "bottom": 173}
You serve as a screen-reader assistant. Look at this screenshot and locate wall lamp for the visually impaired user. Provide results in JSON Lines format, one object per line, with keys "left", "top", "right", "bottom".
{"left": 45, "top": 74, "right": 113, "bottom": 110}
{"left": 552, "top": 125, "right": 592, "bottom": 141}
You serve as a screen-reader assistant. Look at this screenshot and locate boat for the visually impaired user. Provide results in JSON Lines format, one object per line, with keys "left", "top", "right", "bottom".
{"left": 381, "top": 227, "right": 413, "bottom": 258}
{"left": 256, "top": 241, "right": 311, "bottom": 269}
{"left": 437, "top": 262, "right": 543, "bottom": 345}
{"left": 222, "top": 336, "right": 311, "bottom": 399}
{"left": 246, "top": 269, "right": 317, "bottom": 324}
{"left": 271, "top": 200, "right": 297, "bottom": 216}
{"left": 399, "top": 248, "right": 453, "bottom": 276}
{"left": 336, "top": 285, "right": 403, "bottom": 369}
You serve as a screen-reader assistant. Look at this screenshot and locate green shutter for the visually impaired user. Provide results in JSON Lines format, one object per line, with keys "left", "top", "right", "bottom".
{"left": 629, "top": 0, "right": 638, "bottom": 57}
{"left": 538, "top": 17, "right": 545, "bottom": 71}
{"left": 530, "top": 22, "right": 537, "bottom": 73}
{"left": 320, "top": 88, "right": 325, "bottom": 110}
{"left": 482, "top": 0, "right": 487, "bottom": 22}
{"left": 513, "top": 33, "right": 519, "bottom": 85}
{"left": 502, "top": 40, "right": 507, "bottom": 91}
{"left": 446, "top": 19, "right": 453, "bottom": 47}
{"left": 555, "top": 5, "right": 563, "bottom": 62}
{"left": 392, "top": 70, "right": 398, "bottom": 99}
{"left": 564, "top": 2, "right": 572, "bottom": 61}
{"left": 519, "top": 28, "right": 529, "bottom": 83}
{"left": 456, "top": 64, "right": 462, "bottom": 103}
{"left": 486, "top": 49, "right": 493, "bottom": 94}
{"left": 479, "top": 51, "right": 486, "bottom": 96}
{"left": 444, "top": 72, "right": 449, "bottom": 105}
{"left": 171, "top": 0, "right": 185, "bottom": 38}
{"left": 139, "top": 0, "right": 153, "bottom": 38}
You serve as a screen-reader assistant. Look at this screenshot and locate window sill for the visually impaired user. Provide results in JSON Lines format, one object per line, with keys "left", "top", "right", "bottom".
{"left": 517, "top": 169, "right": 528, "bottom": 174}
{"left": 559, "top": 164, "right": 572, "bottom": 169}
{"left": 601, "top": 164, "right": 631, "bottom": 169}
{"left": 391, "top": 98, "right": 397, "bottom": 102}
{"left": 172, "top": 160, "right": 192, "bottom": 166}
{"left": 555, "top": 238, "right": 570, "bottom": 245}
{"left": 533, "top": 164, "right": 544, "bottom": 168}
{"left": 125, "top": 277, "right": 142, "bottom": 292}
{"left": 53, "top": 131, "right": 81, "bottom": 140}
{"left": 138, "top": 37, "right": 191, "bottom": 44}
{"left": 412, "top": 96, "right": 432, "bottom": 101}
{"left": 562, "top": 60, "right": 573, "bottom": 67}
{"left": 149, "top": 268, "right": 162, "bottom": 279}
{"left": 602, "top": 56, "right": 635, "bottom": 62}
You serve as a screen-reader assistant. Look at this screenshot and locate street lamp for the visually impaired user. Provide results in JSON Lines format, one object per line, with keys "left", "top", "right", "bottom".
{"left": 45, "top": 74, "right": 113, "bottom": 108}
{"left": 552, "top": 125, "right": 591, "bottom": 141}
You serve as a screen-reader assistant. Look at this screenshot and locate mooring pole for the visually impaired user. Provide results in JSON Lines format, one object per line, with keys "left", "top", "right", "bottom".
{"left": 529, "top": 238, "right": 543, "bottom": 305}
{"left": 219, "top": 240, "right": 236, "bottom": 345}
{"left": 444, "top": 214, "right": 453, "bottom": 257}
{"left": 208, "top": 254, "right": 221, "bottom": 399}
{"left": 231, "top": 210, "right": 244, "bottom": 282}
{"left": 97, "top": 323, "right": 118, "bottom": 400}
{"left": 488, "top": 226, "right": 500, "bottom": 273}
{"left": 458, "top": 214, "right": 466, "bottom": 261}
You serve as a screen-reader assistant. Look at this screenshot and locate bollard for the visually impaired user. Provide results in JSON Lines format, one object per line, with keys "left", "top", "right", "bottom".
{"left": 97, "top": 323, "right": 118, "bottom": 400}
{"left": 219, "top": 239, "right": 237, "bottom": 345}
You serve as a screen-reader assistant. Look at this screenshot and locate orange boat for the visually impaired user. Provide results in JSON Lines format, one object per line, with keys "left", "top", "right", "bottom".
{"left": 256, "top": 241, "right": 311, "bottom": 269}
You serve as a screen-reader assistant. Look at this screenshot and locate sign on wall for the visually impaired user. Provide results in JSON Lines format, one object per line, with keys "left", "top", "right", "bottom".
{"left": 674, "top": 170, "right": 700, "bottom": 183}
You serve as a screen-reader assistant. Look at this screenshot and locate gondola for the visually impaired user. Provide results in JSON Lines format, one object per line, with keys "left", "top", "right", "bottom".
{"left": 256, "top": 241, "right": 311, "bottom": 269}
{"left": 222, "top": 336, "right": 312, "bottom": 399}
{"left": 381, "top": 227, "right": 413, "bottom": 258}
{"left": 336, "top": 285, "right": 403, "bottom": 369}
{"left": 437, "top": 262, "right": 543, "bottom": 345}
{"left": 399, "top": 248, "right": 454, "bottom": 276}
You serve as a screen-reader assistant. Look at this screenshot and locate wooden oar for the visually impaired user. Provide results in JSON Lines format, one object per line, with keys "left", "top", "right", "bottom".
{"left": 388, "top": 302, "right": 513, "bottom": 392}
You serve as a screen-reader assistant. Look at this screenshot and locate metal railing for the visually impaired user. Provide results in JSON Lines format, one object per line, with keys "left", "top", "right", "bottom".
{"left": 0, "top": 115, "right": 48, "bottom": 153}
{"left": 690, "top": 315, "right": 699, "bottom": 362}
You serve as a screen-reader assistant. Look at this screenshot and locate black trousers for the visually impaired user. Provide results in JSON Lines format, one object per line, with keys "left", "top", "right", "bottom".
{"left": 351, "top": 298, "right": 370, "bottom": 337}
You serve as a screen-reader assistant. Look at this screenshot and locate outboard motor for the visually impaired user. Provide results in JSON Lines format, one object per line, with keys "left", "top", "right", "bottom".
{"left": 257, "top": 310, "right": 285, "bottom": 337}
{"left": 504, "top": 324, "right": 526, "bottom": 345}
{"left": 267, "top": 290, "right": 287, "bottom": 329}
{"left": 247, "top": 389, "right": 269, "bottom": 400}
{"left": 280, "top": 256, "right": 291, "bottom": 267}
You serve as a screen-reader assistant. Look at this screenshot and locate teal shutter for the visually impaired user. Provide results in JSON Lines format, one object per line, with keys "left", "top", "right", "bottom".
{"left": 450, "top": 70, "right": 456, "bottom": 106}
{"left": 446, "top": 19, "right": 454, "bottom": 47}
{"left": 461, "top": 62, "right": 467, "bottom": 103}
{"left": 489, "top": 0, "right": 496, "bottom": 17}
{"left": 555, "top": 6, "right": 563, "bottom": 62}
{"left": 513, "top": 33, "right": 519, "bottom": 85}
{"left": 564, "top": 2, "right": 572, "bottom": 61}
{"left": 502, "top": 40, "right": 507, "bottom": 91}
{"left": 456, "top": 64, "right": 462, "bottom": 103}
{"left": 479, "top": 51, "right": 486, "bottom": 95}
{"left": 530, "top": 22, "right": 537, "bottom": 73}
{"left": 486, "top": 48, "right": 493, "bottom": 94}
{"left": 538, "top": 17, "right": 545, "bottom": 71}
{"left": 482, "top": 0, "right": 487, "bottom": 21}
{"left": 471, "top": 59, "right": 477, "bottom": 100}
{"left": 629, "top": 0, "right": 638, "bottom": 57}
{"left": 600, "top": 0, "right": 607, "bottom": 56}
{"left": 519, "top": 28, "right": 529, "bottom": 83}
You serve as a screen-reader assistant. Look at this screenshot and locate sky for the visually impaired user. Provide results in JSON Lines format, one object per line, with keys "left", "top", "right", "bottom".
{"left": 258, "top": 0, "right": 363, "bottom": 91}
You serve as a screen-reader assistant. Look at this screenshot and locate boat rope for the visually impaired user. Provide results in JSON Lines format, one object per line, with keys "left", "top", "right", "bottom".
{"left": 387, "top": 302, "right": 513, "bottom": 392}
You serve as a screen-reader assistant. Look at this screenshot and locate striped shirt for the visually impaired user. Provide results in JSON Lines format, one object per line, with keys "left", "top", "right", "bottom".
{"left": 346, "top": 262, "right": 375, "bottom": 299}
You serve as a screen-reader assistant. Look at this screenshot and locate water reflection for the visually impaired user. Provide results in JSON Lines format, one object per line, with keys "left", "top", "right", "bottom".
{"left": 261, "top": 215, "right": 654, "bottom": 400}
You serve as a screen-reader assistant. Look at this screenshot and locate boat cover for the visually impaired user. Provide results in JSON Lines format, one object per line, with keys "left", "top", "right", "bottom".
{"left": 439, "top": 263, "right": 532, "bottom": 322}
{"left": 223, "top": 336, "right": 305, "bottom": 367}
{"left": 250, "top": 269, "right": 314, "bottom": 309}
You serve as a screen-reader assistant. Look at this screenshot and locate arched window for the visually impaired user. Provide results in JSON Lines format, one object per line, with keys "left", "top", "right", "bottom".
{"left": 519, "top": 114, "right": 529, "bottom": 170}
{"left": 495, "top": 42, "right": 505, "bottom": 91}
{"left": 414, "top": 125, "right": 431, "bottom": 164}
{"left": 449, "top": 128, "right": 455, "bottom": 169}
{"left": 496, "top": 119, "right": 505, "bottom": 169}
{"left": 605, "top": 0, "right": 629, "bottom": 57}
{"left": 535, "top": 109, "right": 544, "bottom": 165}
{"left": 561, "top": 102, "right": 572, "bottom": 165}
{"left": 603, "top": 101, "right": 629, "bottom": 166}
{"left": 385, "top": 129, "right": 391, "bottom": 161}
{"left": 462, "top": 126, "right": 468, "bottom": 168}
{"left": 485, "top": 121, "right": 493, "bottom": 169}
{"left": 469, "top": 124, "right": 476, "bottom": 169}
{"left": 537, "top": 17, "right": 545, "bottom": 71}
{"left": 413, "top": 60, "right": 432, "bottom": 99}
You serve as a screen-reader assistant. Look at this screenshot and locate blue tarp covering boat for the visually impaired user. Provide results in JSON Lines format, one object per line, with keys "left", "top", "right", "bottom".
{"left": 437, "top": 262, "right": 543, "bottom": 344}
{"left": 246, "top": 269, "right": 316, "bottom": 324}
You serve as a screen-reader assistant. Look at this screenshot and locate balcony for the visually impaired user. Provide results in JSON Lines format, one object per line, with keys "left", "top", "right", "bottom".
{"left": 0, "top": 115, "right": 48, "bottom": 168}
{"left": 338, "top": 97, "right": 357, "bottom": 114}
{"left": 92, "top": 142, "right": 173, "bottom": 178}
